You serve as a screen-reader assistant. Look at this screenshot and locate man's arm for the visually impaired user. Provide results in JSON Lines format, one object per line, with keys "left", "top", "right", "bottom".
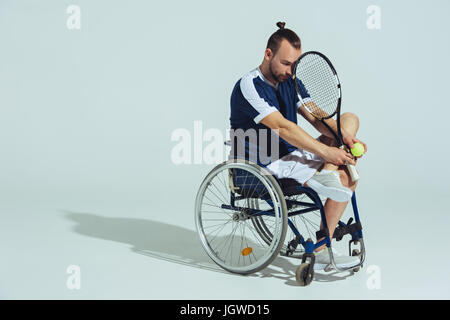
{"left": 297, "top": 104, "right": 367, "bottom": 153}
{"left": 297, "top": 104, "right": 338, "bottom": 140}
{"left": 260, "top": 110, "right": 328, "bottom": 158}
{"left": 260, "top": 110, "right": 356, "bottom": 166}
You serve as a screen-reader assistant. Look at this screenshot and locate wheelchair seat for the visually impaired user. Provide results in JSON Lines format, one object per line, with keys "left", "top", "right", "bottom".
{"left": 230, "top": 167, "right": 305, "bottom": 197}
{"left": 277, "top": 178, "right": 305, "bottom": 196}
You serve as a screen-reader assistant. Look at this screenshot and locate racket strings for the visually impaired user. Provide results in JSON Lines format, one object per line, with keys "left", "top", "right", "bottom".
{"left": 295, "top": 54, "right": 340, "bottom": 118}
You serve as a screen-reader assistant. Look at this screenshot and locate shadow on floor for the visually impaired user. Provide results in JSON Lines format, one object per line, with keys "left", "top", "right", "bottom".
{"left": 62, "top": 211, "right": 354, "bottom": 286}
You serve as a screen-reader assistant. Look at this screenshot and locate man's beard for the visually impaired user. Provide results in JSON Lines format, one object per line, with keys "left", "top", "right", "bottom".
{"left": 269, "top": 62, "right": 286, "bottom": 83}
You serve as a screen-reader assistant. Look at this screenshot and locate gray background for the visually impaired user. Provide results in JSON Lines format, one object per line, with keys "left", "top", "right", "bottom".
{"left": 1, "top": 0, "right": 449, "bottom": 299}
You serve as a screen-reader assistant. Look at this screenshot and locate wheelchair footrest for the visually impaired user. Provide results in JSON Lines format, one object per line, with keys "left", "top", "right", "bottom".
{"left": 315, "top": 218, "right": 362, "bottom": 242}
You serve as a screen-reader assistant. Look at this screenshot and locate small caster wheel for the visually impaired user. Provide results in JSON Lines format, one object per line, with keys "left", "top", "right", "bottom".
{"left": 351, "top": 249, "right": 360, "bottom": 272}
{"left": 296, "top": 263, "right": 314, "bottom": 286}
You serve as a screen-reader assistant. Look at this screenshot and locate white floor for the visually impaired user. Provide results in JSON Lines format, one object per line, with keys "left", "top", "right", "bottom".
{"left": 2, "top": 0, "right": 450, "bottom": 301}
{"left": 2, "top": 182, "right": 449, "bottom": 300}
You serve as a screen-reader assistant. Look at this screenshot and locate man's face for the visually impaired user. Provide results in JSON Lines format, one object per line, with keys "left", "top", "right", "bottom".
{"left": 267, "top": 39, "right": 302, "bottom": 83}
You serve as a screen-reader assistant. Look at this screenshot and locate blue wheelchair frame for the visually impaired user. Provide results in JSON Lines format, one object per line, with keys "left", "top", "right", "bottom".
{"left": 225, "top": 168, "right": 365, "bottom": 272}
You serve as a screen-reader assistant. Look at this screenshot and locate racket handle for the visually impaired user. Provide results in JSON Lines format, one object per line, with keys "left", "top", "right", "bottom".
{"left": 340, "top": 145, "right": 360, "bottom": 182}
{"left": 346, "top": 163, "right": 359, "bottom": 182}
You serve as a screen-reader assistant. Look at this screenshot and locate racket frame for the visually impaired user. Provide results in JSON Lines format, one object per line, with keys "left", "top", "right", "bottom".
{"left": 292, "top": 51, "right": 359, "bottom": 181}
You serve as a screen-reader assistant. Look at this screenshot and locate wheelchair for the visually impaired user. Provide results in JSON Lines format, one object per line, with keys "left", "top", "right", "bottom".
{"left": 194, "top": 148, "right": 365, "bottom": 286}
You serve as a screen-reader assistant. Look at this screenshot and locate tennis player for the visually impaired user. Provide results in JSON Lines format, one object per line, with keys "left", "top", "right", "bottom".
{"left": 229, "top": 22, "right": 367, "bottom": 270}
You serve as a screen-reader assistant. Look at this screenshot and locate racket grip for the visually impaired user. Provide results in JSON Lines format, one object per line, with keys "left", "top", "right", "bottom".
{"left": 340, "top": 145, "right": 360, "bottom": 182}
{"left": 346, "top": 164, "right": 360, "bottom": 182}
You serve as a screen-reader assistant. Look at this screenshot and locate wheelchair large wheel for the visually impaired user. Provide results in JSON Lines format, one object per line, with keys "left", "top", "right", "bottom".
{"left": 249, "top": 189, "right": 326, "bottom": 258}
{"left": 195, "top": 159, "right": 288, "bottom": 274}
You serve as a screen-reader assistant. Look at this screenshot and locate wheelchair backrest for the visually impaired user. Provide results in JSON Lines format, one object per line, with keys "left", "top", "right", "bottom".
{"left": 229, "top": 168, "right": 268, "bottom": 198}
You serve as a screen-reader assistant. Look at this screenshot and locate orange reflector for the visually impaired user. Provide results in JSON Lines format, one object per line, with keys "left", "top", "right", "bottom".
{"left": 241, "top": 247, "right": 252, "bottom": 256}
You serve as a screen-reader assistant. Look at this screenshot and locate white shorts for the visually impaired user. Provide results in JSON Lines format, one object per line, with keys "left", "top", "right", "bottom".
{"left": 265, "top": 143, "right": 325, "bottom": 185}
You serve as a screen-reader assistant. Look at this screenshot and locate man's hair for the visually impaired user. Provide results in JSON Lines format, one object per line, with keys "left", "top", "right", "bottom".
{"left": 266, "top": 21, "right": 301, "bottom": 55}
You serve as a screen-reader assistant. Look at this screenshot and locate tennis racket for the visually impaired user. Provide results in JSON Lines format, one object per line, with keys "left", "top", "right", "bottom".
{"left": 292, "top": 51, "right": 359, "bottom": 182}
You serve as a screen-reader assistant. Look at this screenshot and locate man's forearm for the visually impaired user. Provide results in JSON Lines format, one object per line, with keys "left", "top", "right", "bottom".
{"left": 297, "top": 104, "right": 338, "bottom": 140}
{"left": 312, "top": 117, "right": 338, "bottom": 140}
{"left": 277, "top": 121, "right": 328, "bottom": 158}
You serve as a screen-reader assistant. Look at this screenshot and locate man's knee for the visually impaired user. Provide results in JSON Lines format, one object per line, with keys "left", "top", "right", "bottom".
{"left": 342, "top": 112, "right": 358, "bottom": 120}
{"left": 341, "top": 112, "right": 360, "bottom": 131}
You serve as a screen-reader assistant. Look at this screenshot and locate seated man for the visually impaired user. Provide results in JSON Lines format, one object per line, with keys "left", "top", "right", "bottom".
{"left": 229, "top": 22, "right": 367, "bottom": 270}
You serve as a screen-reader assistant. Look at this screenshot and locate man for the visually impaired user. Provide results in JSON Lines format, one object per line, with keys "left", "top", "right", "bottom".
{"left": 229, "top": 22, "right": 367, "bottom": 270}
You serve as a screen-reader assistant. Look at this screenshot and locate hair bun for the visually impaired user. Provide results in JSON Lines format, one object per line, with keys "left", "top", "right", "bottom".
{"left": 276, "top": 22, "right": 286, "bottom": 29}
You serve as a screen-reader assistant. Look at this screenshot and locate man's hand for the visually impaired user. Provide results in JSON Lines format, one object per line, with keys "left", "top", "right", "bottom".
{"left": 322, "top": 146, "right": 356, "bottom": 166}
{"left": 342, "top": 129, "right": 367, "bottom": 158}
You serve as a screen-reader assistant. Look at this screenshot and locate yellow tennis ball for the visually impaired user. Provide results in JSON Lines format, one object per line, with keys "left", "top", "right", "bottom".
{"left": 350, "top": 142, "right": 364, "bottom": 157}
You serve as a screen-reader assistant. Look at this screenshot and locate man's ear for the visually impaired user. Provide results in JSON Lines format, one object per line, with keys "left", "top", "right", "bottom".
{"left": 264, "top": 48, "right": 273, "bottom": 61}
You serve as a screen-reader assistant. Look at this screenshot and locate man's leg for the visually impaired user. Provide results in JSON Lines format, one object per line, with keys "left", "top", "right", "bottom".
{"left": 321, "top": 112, "right": 360, "bottom": 172}
{"left": 314, "top": 169, "right": 357, "bottom": 252}
{"left": 312, "top": 112, "right": 359, "bottom": 252}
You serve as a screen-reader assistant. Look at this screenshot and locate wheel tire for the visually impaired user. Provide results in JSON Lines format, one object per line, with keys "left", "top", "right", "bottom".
{"left": 296, "top": 263, "right": 314, "bottom": 286}
{"left": 195, "top": 159, "right": 288, "bottom": 275}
